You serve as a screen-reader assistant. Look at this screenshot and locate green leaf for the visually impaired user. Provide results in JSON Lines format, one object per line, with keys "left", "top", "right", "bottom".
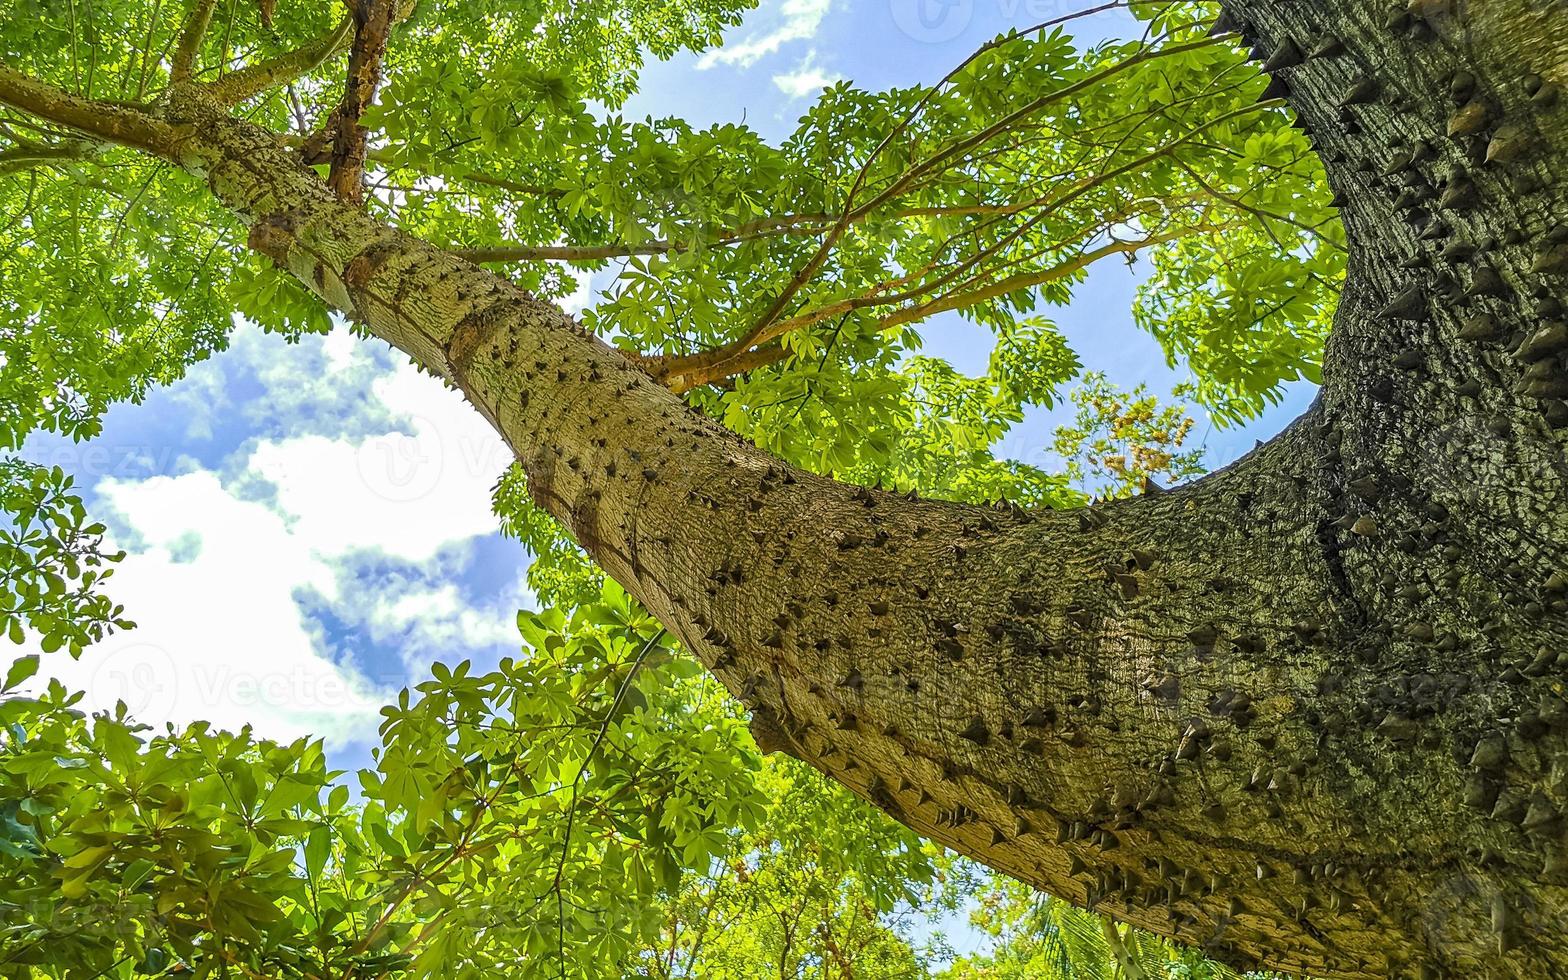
{"left": 304, "top": 825, "right": 331, "bottom": 879}
{"left": 3, "top": 655, "right": 38, "bottom": 692}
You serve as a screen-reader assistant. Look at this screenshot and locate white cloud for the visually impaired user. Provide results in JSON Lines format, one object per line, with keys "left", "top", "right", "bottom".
{"left": 698, "top": 0, "right": 833, "bottom": 69}
{"left": 371, "top": 582, "right": 515, "bottom": 647}
{"left": 161, "top": 359, "right": 230, "bottom": 442}
{"left": 362, "top": 578, "right": 531, "bottom": 670}
{"left": 322, "top": 327, "right": 361, "bottom": 373}
{"left": 19, "top": 328, "right": 529, "bottom": 749}
{"left": 33, "top": 470, "right": 390, "bottom": 746}
{"left": 562, "top": 264, "right": 596, "bottom": 316}
{"left": 233, "top": 325, "right": 403, "bottom": 441}
{"left": 248, "top": 359, "right": 513, "bottom": 564}
{"left": 773, "top": 50, "right": 843, "bottom": 99}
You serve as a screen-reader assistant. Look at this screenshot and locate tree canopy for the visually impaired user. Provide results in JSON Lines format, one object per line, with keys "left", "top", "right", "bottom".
{"left": 0, "top": 0, "right": 1354, "bottom": 975}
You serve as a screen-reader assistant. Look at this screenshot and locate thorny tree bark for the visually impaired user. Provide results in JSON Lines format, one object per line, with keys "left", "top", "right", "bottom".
{"left": 2, "top": 0, "right": 1567, "bottom": 975}
{"left": 321, "top": 0, "right": 394, "bottom": 203}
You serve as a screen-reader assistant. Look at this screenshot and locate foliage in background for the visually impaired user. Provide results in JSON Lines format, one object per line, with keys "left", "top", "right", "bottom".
{"left": 0, "top": 459, "right": 131, "bottom": 656}
{"left": 642, "top": 752, "right": 962, "bottom": 978}
{"left": 1052, "top": 373, "right": 1208, "bottom": 500}
{"left": 1, "top": 587, "right": 769, "bottom": 978}
{"left": 944, "top": 876, "right": 1291, "bottom": 980}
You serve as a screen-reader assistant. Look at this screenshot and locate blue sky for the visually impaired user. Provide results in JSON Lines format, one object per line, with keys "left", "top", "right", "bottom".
{"left": 15, "top": 0, "right": 1311, "bottom": 795}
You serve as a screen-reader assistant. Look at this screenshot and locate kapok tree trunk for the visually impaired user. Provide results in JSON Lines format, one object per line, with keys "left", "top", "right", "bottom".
{"left": 3, "top": 0, "right": 1567, "bottom": 975}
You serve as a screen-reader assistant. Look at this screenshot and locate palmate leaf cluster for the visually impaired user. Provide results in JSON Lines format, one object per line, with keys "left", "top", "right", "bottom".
{"left": 0, "top": 585, "right": 767, "bottom": 978}
{"left": 0, "top": 458, "right": 130, "bottom": 656}
{"left": 1, "top": 0, "right": 1347, "bottom": 975}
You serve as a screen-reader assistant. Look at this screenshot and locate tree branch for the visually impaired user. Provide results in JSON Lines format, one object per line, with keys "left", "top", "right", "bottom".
{"left": 868, "top": 226, "right": 1221, "bottom": 332}
{"left": 325, "top": 0, "right": 395, "bottom": 203}
{"left": 641, "top": 89, "right": 1275, "bottom": 393}
{"left": 0, "top": 139, "right": 96, "bottom": 176}
{"left": 203, "top": 16, "right": 355, "bottom": 107}
{"left": 453, "top": 216, "right": 845, "bottom": 264}
{"left": 1100, "top": 916, "right": 1150, "bottom": 980}
{"left": 457, "top": 241, "right": 684, "bottom": 263}
{"left": 694, "top": 49, "right": 1245, "bottom": 390}
{"left": 735, "top": 34, "right": 1223, "bottom": 359}
{"left": 642, "top": 228, "right": 1205, "bottom": 394}
{"left": 643, "top": 342, "right": 792, "bottom": 393}
{"left": 0, "top": 64, "right": 178, "bottom": 158}
{"left": 169, "top": 0, "right": 220, "bottom": 87}
{"left": 452, "top": 204, "right": 1096, "bottom": 266}
{"left": 1170, "top": 155, "right": 1346, "bottom": 252}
